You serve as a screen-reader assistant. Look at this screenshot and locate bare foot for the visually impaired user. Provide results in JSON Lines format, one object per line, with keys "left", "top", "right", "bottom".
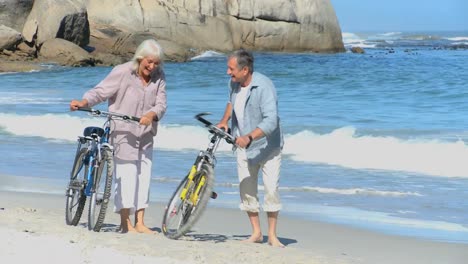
{"left": 242, "top": 233, "right": 263, "bottom": 243}
{"left": 268, "top": 237, "right": 285, "bottom": 248}
{"left": 135, "top": 224, "right": 158, "bottom": 234}
{"left": 119, "top": 225, "right": 137, "bottom": 234}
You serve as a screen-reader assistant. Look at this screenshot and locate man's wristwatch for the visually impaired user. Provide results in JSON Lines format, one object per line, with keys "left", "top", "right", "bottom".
{"left": 246, "top": 135, "right": 254, "bottom": 149}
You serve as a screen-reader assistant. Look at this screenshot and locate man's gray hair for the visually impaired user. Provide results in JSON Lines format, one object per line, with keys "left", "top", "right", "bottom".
{"left": 131, "top": 39, "right": 164, "bottom": 72}
{"left": 229, "top": 49, "right": 254, "bottom": 73}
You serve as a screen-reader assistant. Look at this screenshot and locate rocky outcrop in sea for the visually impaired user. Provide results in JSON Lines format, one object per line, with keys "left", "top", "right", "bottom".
{"left": 0, "top": 0, "right": 345, "bottom": 70}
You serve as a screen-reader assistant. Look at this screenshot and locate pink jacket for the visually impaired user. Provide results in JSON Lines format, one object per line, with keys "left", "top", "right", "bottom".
{"left": 83, "top": 62, "right": 167, "bottom": 161}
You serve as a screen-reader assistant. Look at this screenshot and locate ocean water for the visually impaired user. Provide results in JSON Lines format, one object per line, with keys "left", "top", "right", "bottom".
{"left": 1, "top": 31, "right": 468, "bottom": 243}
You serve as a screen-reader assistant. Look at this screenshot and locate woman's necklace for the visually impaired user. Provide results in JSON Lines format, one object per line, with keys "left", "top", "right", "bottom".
{"left": 138, "top": 72, "right": 150, "bottom": 87}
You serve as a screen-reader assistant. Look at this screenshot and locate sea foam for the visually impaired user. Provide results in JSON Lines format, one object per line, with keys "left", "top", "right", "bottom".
{"left": 284, "top": 127, "right": 468, "bottom": 178}
{"left": 1, "top": 113, "right": 467, "bottom": 178}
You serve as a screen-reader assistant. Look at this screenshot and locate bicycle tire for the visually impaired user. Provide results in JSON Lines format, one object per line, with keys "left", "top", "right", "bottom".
{"left": 88, "top": 148, "right": 114, "bottom": 232}
{"left": 162, "top": 163, "right": 214, "bottom": 239}
{"left": 65, "top": 148, "right": 88, "bottom": 226}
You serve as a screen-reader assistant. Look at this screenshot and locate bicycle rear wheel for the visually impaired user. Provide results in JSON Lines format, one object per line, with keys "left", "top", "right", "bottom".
{"left": 162, "top": 163, "right": 214, "bottom": 239}
{"left": 65, "top": 148, "right": 88, "bottom": 226}
{"left": 88, "top": 148, "right": 114, "bottom": 232}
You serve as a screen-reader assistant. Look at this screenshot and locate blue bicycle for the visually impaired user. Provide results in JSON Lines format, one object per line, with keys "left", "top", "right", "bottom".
{"left": 65, "top": 107, "right": 140, "bottom": 231}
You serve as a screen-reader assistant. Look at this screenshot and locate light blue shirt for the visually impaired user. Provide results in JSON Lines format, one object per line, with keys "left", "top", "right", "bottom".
{"left": 229, "top": 72, "right": 284, "bottom": 164}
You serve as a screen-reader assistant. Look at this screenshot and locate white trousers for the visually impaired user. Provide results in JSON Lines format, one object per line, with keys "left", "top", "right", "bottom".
{"left": 236, "top": 148, "right": 282, "bottom": 212}
{"left": 113, "top": 152, "right": 152, "bottom": 214}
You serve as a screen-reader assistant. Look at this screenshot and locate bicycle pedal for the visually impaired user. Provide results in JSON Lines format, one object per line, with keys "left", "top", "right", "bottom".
{"left": 210, "top": 191, "right": 217, "bottom": 199}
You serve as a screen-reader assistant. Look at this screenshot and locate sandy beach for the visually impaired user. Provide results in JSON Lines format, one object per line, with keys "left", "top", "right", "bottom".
{"left": 0, "top": 189, "right": 466, "bottom": 264}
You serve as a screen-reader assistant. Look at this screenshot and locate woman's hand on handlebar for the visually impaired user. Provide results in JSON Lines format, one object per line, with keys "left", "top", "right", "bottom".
{"left": 69, "top": 99, "right": 88, "bottom": 111}
{"left": 140, "top": 111, "right": 157, "bottom": 126}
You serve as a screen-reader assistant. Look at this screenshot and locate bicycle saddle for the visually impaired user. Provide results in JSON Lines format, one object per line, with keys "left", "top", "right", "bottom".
{"left": 83, "top": 126, "right": 105, "bottom": 138}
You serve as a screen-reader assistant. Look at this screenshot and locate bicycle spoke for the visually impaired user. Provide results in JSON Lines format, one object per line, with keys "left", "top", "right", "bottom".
{"left": 162, "top": 164, "right": 214, "bottom": 239}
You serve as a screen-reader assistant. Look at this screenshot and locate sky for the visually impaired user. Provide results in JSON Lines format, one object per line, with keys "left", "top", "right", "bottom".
{"left": 330, "top": 0, "right": 467, "bottom": 32}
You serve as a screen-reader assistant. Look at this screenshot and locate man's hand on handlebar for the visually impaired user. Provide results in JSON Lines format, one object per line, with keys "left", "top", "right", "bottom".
{"left": 236, "top": 135, "right": 252, "bottom": 149}
{"left": 216, "top": 122, "right": 229, "bottom": 132}
{"left": 215, "top": 122, "right": 252, "bottom": 149}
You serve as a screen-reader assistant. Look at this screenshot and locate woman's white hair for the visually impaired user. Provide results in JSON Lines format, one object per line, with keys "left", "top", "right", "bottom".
{"left": 131, "top": 39, "right": 164, "bottom": 72}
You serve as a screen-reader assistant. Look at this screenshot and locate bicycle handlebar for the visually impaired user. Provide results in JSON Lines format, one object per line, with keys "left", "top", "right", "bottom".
{"left": 195, "top": 112, "right": 236, "bottom": 145}
{"left": 77, "top": 107, "right": 141, "bottom": 123}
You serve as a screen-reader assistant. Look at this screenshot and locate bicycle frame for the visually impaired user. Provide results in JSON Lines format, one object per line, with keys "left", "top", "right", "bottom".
{"left": 66, "top": 107, "right": 141, "bottom": 230}
{"left": 75, "top": 121, "right": 112, "bottom": 197}
{"left": 183, "top": 113, "right": 236, "bottom": 199}
{"left": 73, "top": 108, "right": 139, "bottom": 196}
{"left": 161, "top": 113, "right": 237, "bottom": 239}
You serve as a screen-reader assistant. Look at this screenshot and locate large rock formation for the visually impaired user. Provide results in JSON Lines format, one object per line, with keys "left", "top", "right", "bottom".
{"left": 0, "top": 0, "right": 345, "bottom": 69}
{"left": 0, "top": 25, "right": 22, "bottom": 50}
{"left": 86, "top": 0, "right": 344, "bottom": 54}
{"left": 22, "top": 0, "right": 89, "bottom": 46}
{"left": 40, "top": 38, "right": 95, "bottom": 66}
{"left": 0, "top": 0, "right": 33, "bottom": 32}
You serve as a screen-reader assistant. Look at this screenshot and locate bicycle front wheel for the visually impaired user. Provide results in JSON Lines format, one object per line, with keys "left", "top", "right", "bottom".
{"left": 65, "top": 148, "right": 88, "bottom": 226}
{"left": 88, "top": 148, "right": 114, "bottom": 232}
{"left": 162, "top": 163, "right": 214, "bottom": 239}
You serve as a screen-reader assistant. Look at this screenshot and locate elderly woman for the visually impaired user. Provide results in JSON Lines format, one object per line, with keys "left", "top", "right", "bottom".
{"left": 70, "top": 39, "right": 167, "bottom": 233}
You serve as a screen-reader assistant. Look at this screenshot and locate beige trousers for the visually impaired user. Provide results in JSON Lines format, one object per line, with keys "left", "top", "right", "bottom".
{"left": 113, "top": 151, "right": 152, "bottom": 214}
{"left": 236, "top": 148, "right": 282, "bottom": 212}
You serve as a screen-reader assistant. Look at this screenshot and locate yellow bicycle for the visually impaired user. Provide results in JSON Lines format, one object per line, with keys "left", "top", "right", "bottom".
{"left": 162, "top": 113, "right": 236, "bottom": 239}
